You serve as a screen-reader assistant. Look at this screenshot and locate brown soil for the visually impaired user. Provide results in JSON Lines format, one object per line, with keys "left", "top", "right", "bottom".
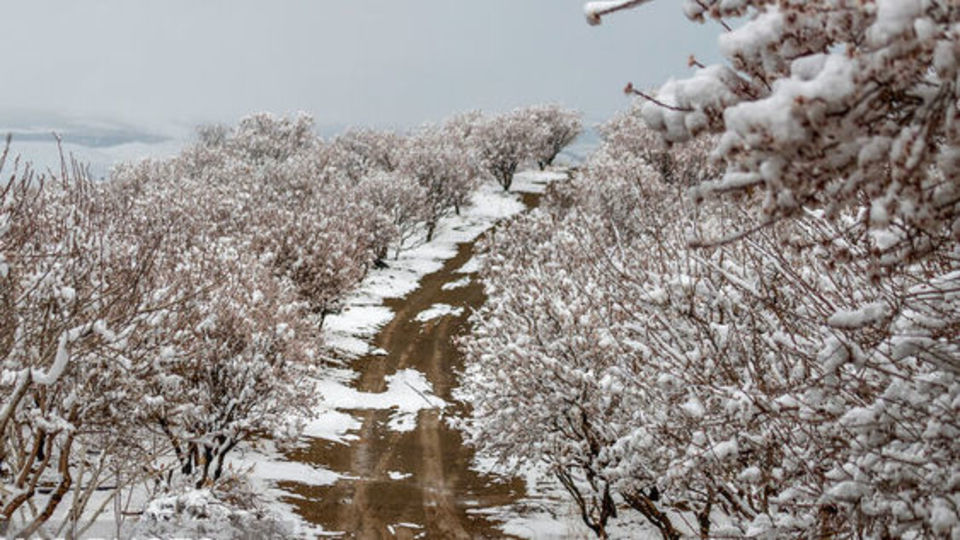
{"left": 277, "top": 191, "right": 543, "bottom": 538}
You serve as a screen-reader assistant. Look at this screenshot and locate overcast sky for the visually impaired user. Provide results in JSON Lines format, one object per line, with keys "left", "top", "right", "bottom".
{"left": 1, "top": 1, "right": 720, "bottom": 136}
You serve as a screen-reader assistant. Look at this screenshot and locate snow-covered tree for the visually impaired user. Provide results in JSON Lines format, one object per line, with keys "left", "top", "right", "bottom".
{"left": 400, "top": 126, "right": 479, "bottom": 239}
{"left": 165, "top": 114, "right": 388, "bottom": 319}
{"left": 592, "top": 0, "right": 960, "bottom": 265}
{"left": 358, "top": 170, "right": 428, "bottom": 259}
{"left": 440, "top": 110, "right": 484, "bottom": 143}
{"left": 561, "top": 6, "right": 960, "bottom": 535}
{"left": 102, "top": 129, "right": 329, "bottom": 495}
{"left": 524, "top": 104, "right": 583, "bottom": 170}
{"left": 132, "top": 244, "right": 317, "bottom": 491}
{"left": 3, "top": 115, "right": 337, "bottom": 534}
{"left": 0, "top": 150, "right": 178, "bottom": 537}
{"left": 229, "top": 112, "right": 317, "bottom": 163}
{"left": 323, "top": 128, "right": 406, "bottom": 184}
{"left": 597, "top": 103, "right": 718, "bottom": 187}
{"left": 472, "top": 109, "right": 538, "bottom": 191}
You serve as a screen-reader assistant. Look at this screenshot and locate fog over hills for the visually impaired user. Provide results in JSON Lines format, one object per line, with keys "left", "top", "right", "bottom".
{"left": 0, "top": 111, "right": 361, "bottom": 178}
{"left": 0, "top": 110, "right": 601, "bottom": 179}
{"left": 0, "top": 112, "right": 179, "bottom": 179}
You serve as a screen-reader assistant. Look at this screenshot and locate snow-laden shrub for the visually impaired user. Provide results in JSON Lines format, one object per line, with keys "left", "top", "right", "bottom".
{"left": 0, "top": 154, "right": 184, "bottom": 537}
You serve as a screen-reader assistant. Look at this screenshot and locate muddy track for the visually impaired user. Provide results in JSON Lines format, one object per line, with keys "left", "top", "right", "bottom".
{"left": 278, "top": 192, "right": 542, "bottom": 538}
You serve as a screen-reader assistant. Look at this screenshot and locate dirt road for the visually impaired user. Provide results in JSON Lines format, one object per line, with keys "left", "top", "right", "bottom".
{"left": 277, "top": 192, "right": 542, "bottom": 538}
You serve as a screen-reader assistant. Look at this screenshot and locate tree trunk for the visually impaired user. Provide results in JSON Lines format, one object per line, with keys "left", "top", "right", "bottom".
{"left": 212, "top": 439, "right": 238, "bottom": 482}
{"left": 555, "top": 468, "right": 613, "bottom": 538}
{"left": 15, "top": 431, "right": 76, "bottom": 539}
{"left": 621, "top": 489, "right": 681, "bottom": 540}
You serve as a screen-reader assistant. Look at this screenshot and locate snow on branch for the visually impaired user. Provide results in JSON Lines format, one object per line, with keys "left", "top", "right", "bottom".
{"left": 31, "top": 323, "right": 92, "bottom": 386}
{"left": 584, "top": 0, "right": 652, "bottom": 25}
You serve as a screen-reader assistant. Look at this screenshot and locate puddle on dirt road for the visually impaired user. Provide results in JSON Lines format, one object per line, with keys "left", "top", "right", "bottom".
{"left": 278, "top": 192, "right": 544, "bottom": 538}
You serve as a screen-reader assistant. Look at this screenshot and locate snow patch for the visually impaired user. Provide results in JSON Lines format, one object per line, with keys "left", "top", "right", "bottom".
{"left": 315, "top": 369, "right": 446, "bottom": 433}
{"left": 441, "top": 276, "right": 471, "bottom": 291}
{"left": 414, "top": 303, "right": 464, "bottom": 322}
{"left": 301, "top": 408, "right": 362, "bottom": 444}
{"left": 455, "top": 256, "right": 483, "bottom": 275}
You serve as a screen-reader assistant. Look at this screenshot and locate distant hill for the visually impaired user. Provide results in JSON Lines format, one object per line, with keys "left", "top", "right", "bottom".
{"left": 0, "top": 110, "right": 176, "bottom": 147}
{"left": 0, "top": 112, "right": 181, "bottom": 179}
{"left": 5, "top": 128, "right": 170, "bottom": 148}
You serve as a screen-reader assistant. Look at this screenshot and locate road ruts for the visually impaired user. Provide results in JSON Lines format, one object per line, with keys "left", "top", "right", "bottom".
{"left": 278, "top": 191, "right": 544, "bottom": 538}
